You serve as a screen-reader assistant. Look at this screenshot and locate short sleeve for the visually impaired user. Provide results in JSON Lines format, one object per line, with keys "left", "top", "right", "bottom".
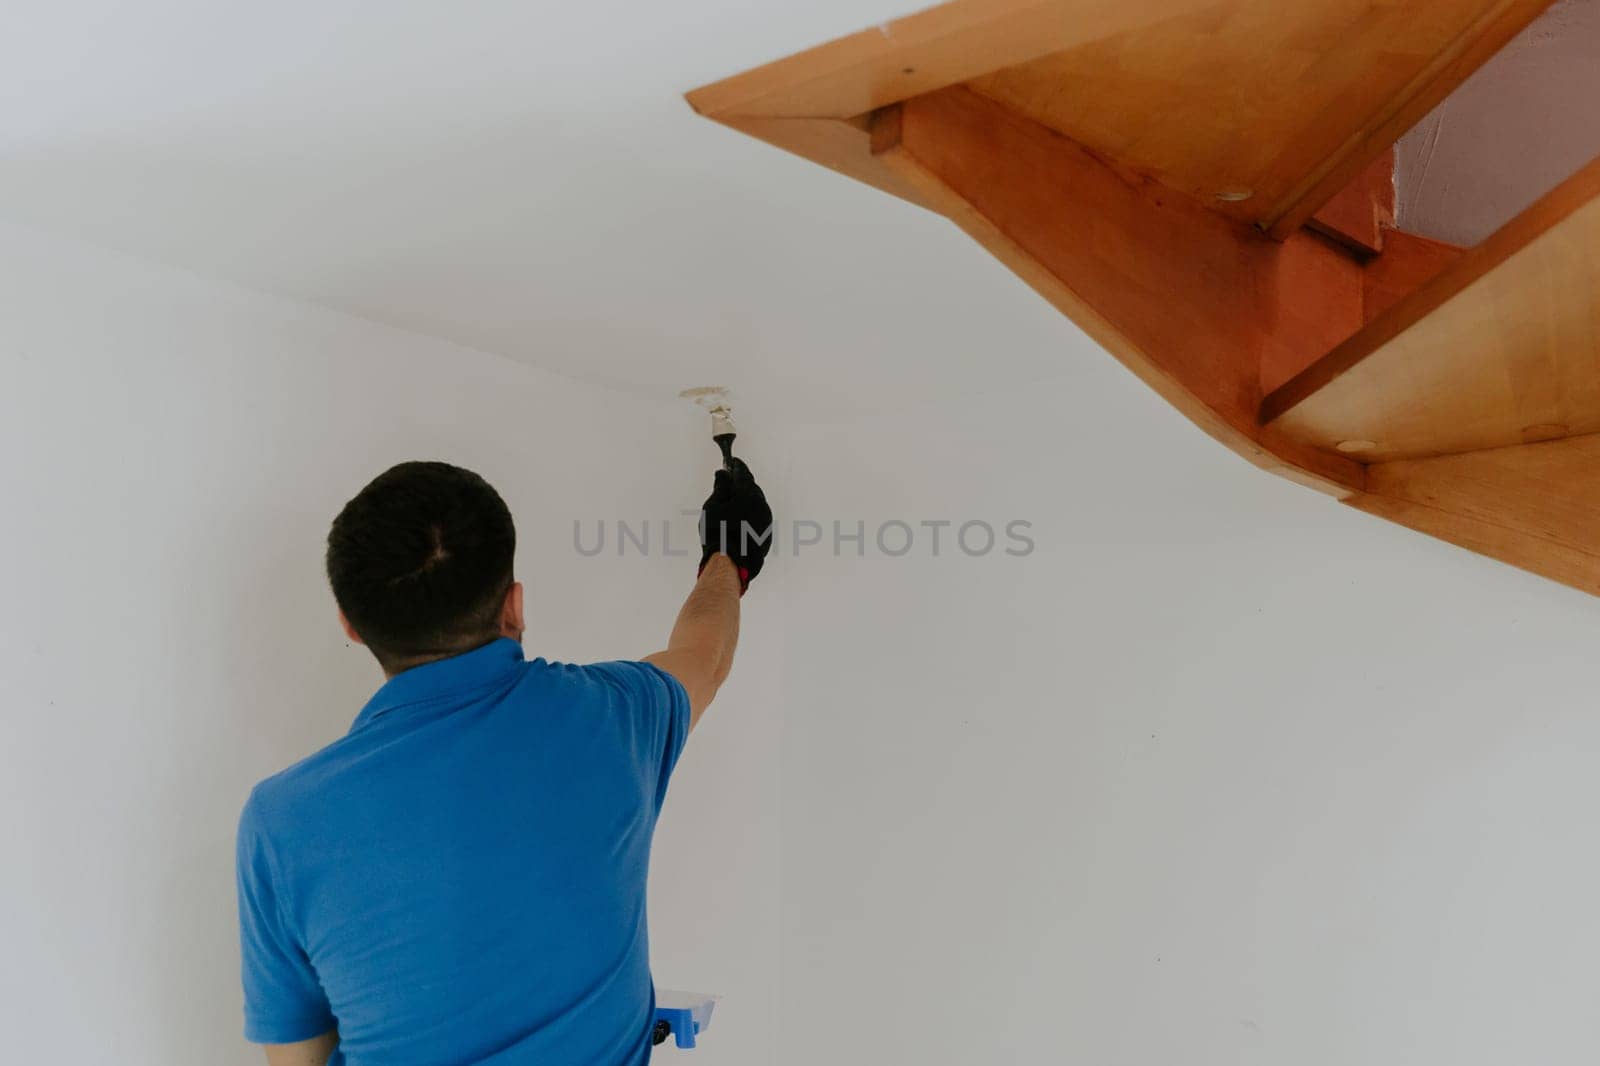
{"left": 587, "top": 660, "right": 692, "bottom": 810}
{"left": 235, "top": 796, "right": 336, "bottom": 1044}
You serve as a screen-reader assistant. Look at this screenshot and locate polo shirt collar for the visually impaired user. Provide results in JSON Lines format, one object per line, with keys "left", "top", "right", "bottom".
{"left": 350, "top": 637, "right": 525, "bottom": 733}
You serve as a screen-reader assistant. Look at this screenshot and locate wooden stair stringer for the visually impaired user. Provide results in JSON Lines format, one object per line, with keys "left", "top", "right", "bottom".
{"left": 870, "top": 86, "right": 1366, "bottom": 497}
{"left": 684, "top": 0, "right": 1600, "bottom": 597}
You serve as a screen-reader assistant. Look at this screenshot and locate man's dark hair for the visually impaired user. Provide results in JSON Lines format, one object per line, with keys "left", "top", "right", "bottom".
{"left": 327, "top": 461, "right": 515, "bottom": 668}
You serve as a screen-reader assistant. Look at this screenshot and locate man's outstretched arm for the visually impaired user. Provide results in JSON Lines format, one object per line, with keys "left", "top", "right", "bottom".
{"left": 645, "top": 453, "right": 771, "bottom": 729}
{"left": 645, "top": 553, "right": 742, "bottom": 729}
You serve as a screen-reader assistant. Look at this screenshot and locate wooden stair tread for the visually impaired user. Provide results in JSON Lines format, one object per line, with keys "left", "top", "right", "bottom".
{"left": 1262, "top": 155, "right": 1600, "bottom": 463}
{"left": 688, "top": 0, "right": 1553, "bottom": 235}
{"left": 962, "top": 0, "right": 1542, "bottom": 236}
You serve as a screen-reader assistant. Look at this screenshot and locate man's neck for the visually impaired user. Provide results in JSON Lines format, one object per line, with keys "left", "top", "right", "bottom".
{"left": 381, "top": 650, "right": 458, "bottom": 679}
{"left": 380, "top": 633, "right": 517, "bottom": 679}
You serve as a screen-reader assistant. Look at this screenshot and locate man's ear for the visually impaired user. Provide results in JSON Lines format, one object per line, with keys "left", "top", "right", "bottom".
{"left": 338, "top": 609, "right": 366, "bottom": 646}
{"left": 501, "top": 581, "right": 525, "bottom": 640}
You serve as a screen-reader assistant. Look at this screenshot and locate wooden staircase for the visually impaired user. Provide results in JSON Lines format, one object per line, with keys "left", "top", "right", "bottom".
{"left": 688, "top": 0, "right": 1600, "bottom": 596}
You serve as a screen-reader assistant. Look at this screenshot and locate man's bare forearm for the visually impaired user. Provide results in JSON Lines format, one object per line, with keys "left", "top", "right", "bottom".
{"left": 645, "top": 554, "right": 742, "bottom": 727}
{"left": 670, "top": 553, "right": 741, "bottom": 672}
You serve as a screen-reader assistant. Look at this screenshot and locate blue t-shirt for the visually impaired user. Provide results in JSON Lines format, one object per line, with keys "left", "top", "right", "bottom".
{"left": 235, "top": 639, "right": 690, "bottom": 1065}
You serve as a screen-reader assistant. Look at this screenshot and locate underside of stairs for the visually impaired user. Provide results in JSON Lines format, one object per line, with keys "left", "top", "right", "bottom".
{"left": 688, "top": 0, "right": 1600, "bottom": 596}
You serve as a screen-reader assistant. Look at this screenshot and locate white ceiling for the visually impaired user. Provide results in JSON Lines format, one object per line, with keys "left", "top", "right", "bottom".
{"left": 0, "top": 0, "right": 1091, "bottom": 423}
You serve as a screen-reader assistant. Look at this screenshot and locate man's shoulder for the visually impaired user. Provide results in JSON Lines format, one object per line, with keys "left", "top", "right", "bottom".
{"left": 241, "top": 731, "right": 366, "bottom": 834}
{"left": 537, "top": 659, "right": 685, "bottom": 705}
{"left": 523, "top": 656, "right": 654, "bottom": 687}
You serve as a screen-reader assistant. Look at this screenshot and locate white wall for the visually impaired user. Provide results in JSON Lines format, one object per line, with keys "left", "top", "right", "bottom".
{"left": 10, "top": 212, "right": 1600, "bottom": 1066}
{"left": 1396, "top": 0, "right": 1600, "bottom": 246}
{"left": 776, "top": 356, "right": 1600, "bottom": 1065}
{"left": 0, "top": 222, "right": 781, "bottom": 1065}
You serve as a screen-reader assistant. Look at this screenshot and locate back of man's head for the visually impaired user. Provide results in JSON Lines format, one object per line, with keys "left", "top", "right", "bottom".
{"left": 326, "top": 461, "right": 516, "bottom": 672}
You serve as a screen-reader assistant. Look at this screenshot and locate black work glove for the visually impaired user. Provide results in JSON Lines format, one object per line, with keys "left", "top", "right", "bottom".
{"left": 699, "top": 457, "right": 772, "bottom": 593}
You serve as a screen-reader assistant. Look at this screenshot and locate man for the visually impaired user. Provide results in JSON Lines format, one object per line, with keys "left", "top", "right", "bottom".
{"left": 235, "top": 457, "right": 772, "bottom": 1065}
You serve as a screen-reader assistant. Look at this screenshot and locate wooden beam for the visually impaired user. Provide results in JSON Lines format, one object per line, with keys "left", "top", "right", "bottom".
{"left": 1361, "top": 229, "right": 1464, "bottom": 323}
{"left": 1350, "top": 433, "right": 1600, "bottom": 596}
{"left": 1309, "top": 149, "right": 1396, "bottom": 256}
{"left": 872, "top": 86, "right": 1365, "bottom": 496}
{"left": 1263, "top": 154, "right": 1600, "bottom": 462}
